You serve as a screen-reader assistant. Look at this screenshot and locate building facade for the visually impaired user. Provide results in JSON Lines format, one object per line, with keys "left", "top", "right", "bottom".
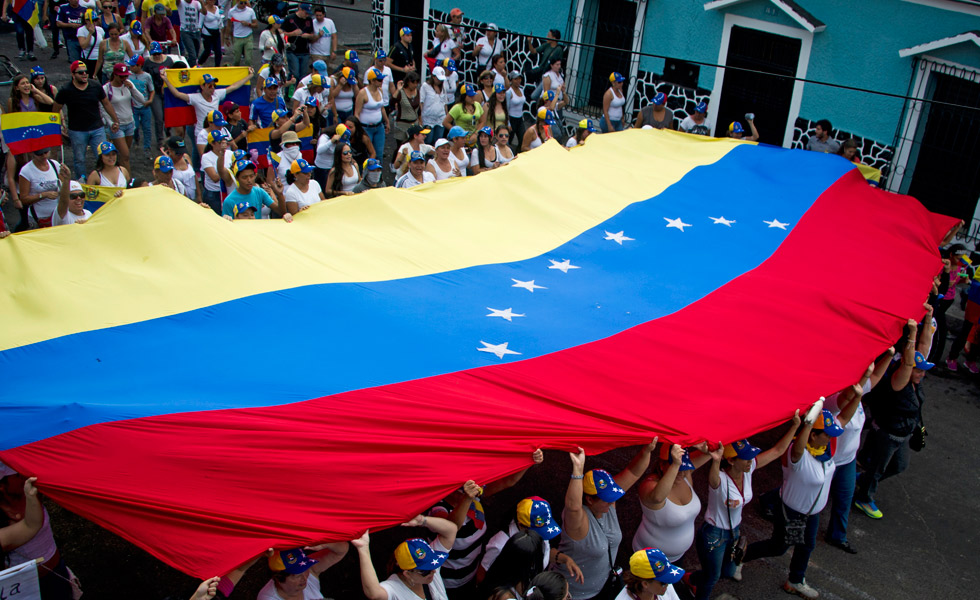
{"left": 375, "top": 0, "right": 980, "bottom": 225}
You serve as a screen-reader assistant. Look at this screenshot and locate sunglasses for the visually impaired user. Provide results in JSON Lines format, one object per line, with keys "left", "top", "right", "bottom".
{"left": 75, "top": 70, "right": 88, "bottom": 75}
{"left": 498, "top": 134, "right": 509, "bottom": 139}
{"left": 342, "top": 149, "right": 352, "bottom": 155}
{"left": 69, "top": 192, "right": 85, "bottom": 200}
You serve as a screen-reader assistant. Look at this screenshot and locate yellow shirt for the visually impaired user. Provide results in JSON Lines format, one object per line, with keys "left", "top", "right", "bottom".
{"left": 141, "top": 0, "right": 178, "bottom": 14}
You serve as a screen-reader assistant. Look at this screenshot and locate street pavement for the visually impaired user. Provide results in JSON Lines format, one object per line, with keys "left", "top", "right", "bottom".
{"left": 5, "top": 9, "right": 978, "bottom": 600}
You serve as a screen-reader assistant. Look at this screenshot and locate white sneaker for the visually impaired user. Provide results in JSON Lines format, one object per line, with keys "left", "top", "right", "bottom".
{"left": 783, "top": 579, "right": 819, "bottom": 599}
{"left": 731, "top": 564, "right": 743, "bottom": 581}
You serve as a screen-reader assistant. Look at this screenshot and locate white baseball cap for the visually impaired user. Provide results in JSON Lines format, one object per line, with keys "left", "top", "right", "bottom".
{"left": 432, "top": 66, "right": 447, "bottom": 81}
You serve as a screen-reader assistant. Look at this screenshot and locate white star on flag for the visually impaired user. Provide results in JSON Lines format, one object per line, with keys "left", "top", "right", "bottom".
{"left": 548, "top": 259, "right": 580, "bottom": 273}
{"left": 511, "top": 279, "right": 546, "bottom": 292}
{"left": 478, "top": 341, "right": 522, "bottom": 359}
{"left": 486, "top": 307, "right": 525, "bottom": 321}
{"left": 664, "top": 217, "right": 692, "bottom": 231}
{"left": 710, "top": 216, "right": 735, "bottom": 226}
{"left": 604, "top": 231, "right": 634, "bottom": 245}
{"left": 764, "top": 218, "right": 789, "bottom": 229}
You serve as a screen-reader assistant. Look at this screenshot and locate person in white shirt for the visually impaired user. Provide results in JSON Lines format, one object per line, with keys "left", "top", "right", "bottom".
{"left": 101, "top": 62, "right": 146, "bottom": 171}
{"left": 692, "top": 412, "right": 800, "bottom": 599}
{"left": 616, "top": 548, "right": 685, "bottom": 600}
{"left": 257, "top": 545, "right": 349, "bottom": 600}
{"left": 177, "top": 0, "right": 203, "bottom": 67}
{"left": 472, "top": 24, "right": 502, "bottom": 74}
{"left": 283, "top": 158, "right": 325, "bottom": 213}
{"left": 199, "top": 130, "right": 234, "bottom": 208}
{"left": 77, "top": 10, "right": 105, "bottom": 71}
{"left": 427, "top": 24, "right": 459, "bottom": 64}
{"left": 741, "top": 405, "right": 845, "bottom": 600}
{"left": 353, "top": 489, "right": 470, "bottom": 600}
{"left": 393, "top": 125, "right": 432, "bottom": 178}
{"left": 17, "top": 148, "right": 61, "bottom": 228}
{"left": 223, "top": 0, "right": 257, "bottom": 66}
{"left": 163, "top": 68, "right": 252, "bottom": 144}
{"left": 53, "top": 170, "right": 95, "bottom": 226}
{"left": 309, "top": 5, "right": 337, "bottom": 63}
{"left": 362, "top": 50, "right": 395, "bottom": 105}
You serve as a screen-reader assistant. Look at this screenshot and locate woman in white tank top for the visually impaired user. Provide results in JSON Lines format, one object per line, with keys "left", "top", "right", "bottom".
{"left": 633, "top": 443, "right": 713, "bottom": 562}
{"left": 326, "top": 143, "right": 360, "bottom": 196}
{"left": 494, "top": 126, "right": 515, "bottom": 165}
{"left": 331, "top": 67, "right": 359, "bottom": 122}
{"left": 86, "top": 141, "right": 130, "bottom": 189}
{"left": 170, "top": 151, "right": 199, "bottom": 202}
{"left": 426, "top": 139, "right": 459, "bottom": 180}
{"left": 602, "top": 72, "right": 627, "bottom": 133}
{"left": 693, "top": 414, "right": 799, "bottom": 600}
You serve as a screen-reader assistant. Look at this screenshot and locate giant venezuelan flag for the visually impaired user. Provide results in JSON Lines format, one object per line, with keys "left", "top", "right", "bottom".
{"left": 0, "top": 131, "right": 956, "bottom": 578}
{"left": 163, "top": 67, "right": 251, "bottom": 128}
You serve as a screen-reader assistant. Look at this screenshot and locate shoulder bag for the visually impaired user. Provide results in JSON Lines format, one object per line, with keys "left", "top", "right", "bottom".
{"left": 781, "top": 462, "right": 826, "bottom": 546}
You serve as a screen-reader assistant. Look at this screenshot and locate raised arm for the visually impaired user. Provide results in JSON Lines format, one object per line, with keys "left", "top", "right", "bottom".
{"left": 756, "top": 410, "right": 801, "bottom": 469}
{"left": 614, "top": 438, "right": 657, "bottom": 492}
{"left": 707, "top": 444, "right": 724, "bottom": 489}
{"left": 791, "top": 401, "right": 821, "bottom": 463}
{"left": 225, "top": 67, "right": 254, "bottom": 93}
{"left": 0, "top": 478, "right": 42, "bottom": 551}
{"left": 869, "top": 346, "right": 895, "bottom": 390}
{"left": 837, "top": 384, "right": 864, "bottom": 428}
{"left": 916, "top": 302, "right": 935, "bottom": 356}
{"left": 562, "top": 447, "right": 589, "bottom": 541}
{"left": 56, "top": 163, "right": 72, "bottom": 218}
{"left": 744, "top": 117, "right": 760, "bottom": 142}
{"left": 308, "top": 542, "right": 349, "bottom": 576}
{"left": 637, "top": 444, "right": 682, "bottom": 509}
{"left": 447, "top": 480, "right": 482, "bottom": 530}
{"left": 891, "top": 320, "right": 917, "bottom": 391}
{"left": 352, "top": 531, "right": 388, "bottom": 600}
{"left": 164, "top": 75, "right": 191, "bottom": 103}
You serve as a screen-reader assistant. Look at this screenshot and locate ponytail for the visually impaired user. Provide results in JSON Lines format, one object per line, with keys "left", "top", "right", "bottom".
{"left": 524, "top": 572, "right": 567, "bottom": 600}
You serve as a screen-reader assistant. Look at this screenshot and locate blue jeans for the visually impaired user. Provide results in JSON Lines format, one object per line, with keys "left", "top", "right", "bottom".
{"left": 363, "top": 122, "right": 385, "bottom": 162}
{"left": 68, "top": 127, "right": 107, "bottom": 179}
{"left": 744, "top": 501, "right": 820, "bottom": 585}
{"left": 287, "top": 52, "right": 310, "bottom": 84}
{"left": 855, "top": 428, "right": 911, "bottom": 505}
{"left": 133, "top": 105, "right": 153, "bottom": 151}
{"left": 826, "top": 458, "right": 856, "bottom": 544}
{"left": 65, "top": 38, "right": 82, "bottom": 62}
{"left": 600, "top": 117, "right": 622, "bottom": 133}
{"left": 180, "top": 29, "right": 202, "bottom": 67}
{"left": 694, "top": 523, "right": 738, "bottom": 600}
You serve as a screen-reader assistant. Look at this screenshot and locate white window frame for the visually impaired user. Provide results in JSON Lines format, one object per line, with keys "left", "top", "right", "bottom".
{"left": 708, "top": 13, "right": 813, "bottom": 148}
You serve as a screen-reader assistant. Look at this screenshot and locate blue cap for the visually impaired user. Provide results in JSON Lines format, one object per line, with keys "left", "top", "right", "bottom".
{"left": 478, "top": 126, "right": 493, "bottom": 137}
{"left": 583, "top": 469, "right": 626, "bottom": 502}
{"left": 207, "top": 109, "right": 228, "bottom": 127}
{"left": 264, "top": 76, "right": 280, "bottom": 88}
{"left": 299, "top": 3, "right": 312, "bottom": 11}
{"left": 233, "top": 159, "right": 256, "bottom": 174}
{"left": 345, "top": 49, "right": 359, "bottom": 63}
{"left": 441, "top": 58, "right": 457, "bottom": 73}
{"left": 312, "top": 60, "right": 328, "bottom": 75}
{"left": 394, "top": 538, "right": 447, "bottom": 571}
{"left": 629, "top": 548, "right": 685, "bottom": 584}
{"left": 233, "top": 149, "right": 248, "bottom": 161}
{"left": 375, "top": 49, "right": 387, "bottom": 60}
{"left": 447, "top": 126, "right": 467, "bottom": 140}
{"left": 494, "top": 83, "right": 506, "bottom": 93}
{"left": 652, "top": 92, "right": 666, "bottom": 106}
{"left": 362, "top": 158, "right": 382, "bottom": 172}
{"left": 153, "top": 155, "right": 174, "bottom": 172}
{"left": 207, "top": 129, "right": 227, "bottom": 144}
{"left": 149, "top": 41, "right": 163, "bottom": 55}
{"left": 268, "top": 548, "right": 317, "bottom": 574}
{"left": 696, "top": 101, "right": 708, "bottom": 113}
{"left": 660, "top": 444, "right": 695, "bottom": 471}
{"left": 304, "top": 95, "right": 319, "bottom": 107}
{"left": 232, "top": 202, "right": 255, "bottom": 217}
{"left": 578, "top": 118, "right": 599, "bottom": 133}
{"left": 914, "top": 351, "right": 935, "bottom": 370}
{"left": 812, "top": 409, "right": 845, "bottom": 437}
{"left": 399, "top": 26, "right": 412, "bottom": 37}
{"left": 724, "top": 439, "right": 761, "bottom": 461}
{"left": 729, "top": 121, "right": 744, "bottom": 134}
{"left": 460, "top": 83, "right": 475, "bottom": 97}
{"left": 609, "top": 71, "right": 625, "bottom": 83}
{"left": 409, "top": 150, "right": 425, "bottom": 162}
{"left": 126, "top": 54, "right": 142, "bottom": 67}
{"left": 201, "top": 73, "right": 218, "bottom": 86}
{"left": 516, "top": 496, "right": 561, "bottom": 540}
{"left": 290, "top": 158, "right": 315, "bottom": 174}
{"left": 30, "top": 65, "right": 44, "bottom": 77}
{"left": 536, "top": 107, "right": 557, "bottom": 125}
{"left": 542, "top": 90, "right": 556, "bottom": 102}
{"left": 97, "top": 141, "right": 117, "bottom": 155}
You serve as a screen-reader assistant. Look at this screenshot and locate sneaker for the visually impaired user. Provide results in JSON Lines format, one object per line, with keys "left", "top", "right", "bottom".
{"left": 854, "top": 500, "right": 883, "bottom": 519}
{"left": 825, "top": 537, "right": 858, "bottom": 554}
{"left": 946, "top": 358, "right": 959, "bottom": 371}
{"left": 26, "top": 52, "right": 35, "bottom": 60}
{"left": 783, "top": 579, "right": 819, "bottom": 599}
{"left": 16, "top": 51, "right": 25, "bottom": 60}
{"left": 50, "top": 49, "right": 60, "bottom": 60}
{"left": 731, "top": 564, "right": 743, "bottom": 581}
{"left": 966, "top": 360, "right": 979, "bottom": 374}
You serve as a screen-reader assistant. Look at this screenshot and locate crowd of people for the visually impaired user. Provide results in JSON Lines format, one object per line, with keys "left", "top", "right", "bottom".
{"left": 0, "top": 4, "right": 978, "bottom": 600}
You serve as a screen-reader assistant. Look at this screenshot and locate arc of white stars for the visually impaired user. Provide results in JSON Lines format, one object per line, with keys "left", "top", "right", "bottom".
{"left": 486, "top": 307, "right": 525, "bottom": 321}
{"left": 478, "top": 341, "right": 521, "bottom": 359}
{"left": 511, "top": 279, "right": 546, "bottom": 292}
{"left": 549, "top": 259, "right": 580, "bottom": 273}
{"left": 604, "top": 230, "right": 634, "bottom": 245}
{"left": 764, "top": 218, "right": 789, "bottom": 229}
{"left": 664, "top": 217, "right": 692, "bottom": 231}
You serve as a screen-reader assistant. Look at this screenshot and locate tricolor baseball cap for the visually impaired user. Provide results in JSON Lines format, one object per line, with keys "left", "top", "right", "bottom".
{"left": 150, "top": 41, "right": 163, "bottom": 55}
{"left": 304, "top": 95, "right": 319, "bottom": 108}
{"left": 515, "top": 496, "right": 561, "bottom": 540}
{"left": 126, "top": 54, "right": 145, "bottom": 67}
{"left": 724, "top": 439, "right": 761, "bottom": 461}
{"left": 153, "top": 155, "right": 174, "bottom": 172}
{"left": 362, "top": 158, "right": 382, "bottom": 171}
{"left": 914, "top": 351, "right": 935, "bottom": 371}
{"left": 460, "top": 83, "right": 476, "bottom": 97}
{"left": 290, "top": 159, "right": 314, "bottom": 174}
{"left": 271, "top": 109, "right": 288, "bottom": 122}
{"left": 375, "top": 49, "right": 387, "bottom": 60}
{"left": 130, "top": 20, "right": 143, "bottom": 35}
{"left": 609, "top": 72, "right": 625, "bottom": 83}
{"left": 98, "top": 141, "right": 117, "bottom": 155}
{"left": 494, "top": 83, "right": 506, "bottom": 93}
{"left": 441, "top": 58, "right": 457, "bottom": 72}
{"left": 542, "top": 90, "right": 556, "bottom": 102}
{"left": 30, "top": 65, "right": 44, "bottom": 77}
{"left": 267, "top": 15, "right": 282, "bottom": 25}
{"left": 629, "top": 548, "right": 684, "bottom": 584}
{"left": 812, "top": 409, "right": 844, "bottom": 437}
{"left": 207, "top": 109, "right": 228, "bottom": 127}
{"left": 659, "top": 444, "right": 695, "bottom": 471}
{"left": 652, "top": 92, "right": 666, "bottom": 106}
{"left": 536, "top": 107, "right": 557, "bottom": 125}
{"left": 207, "top": 129, "right": 227, "bottom": 144}
{"left": 232, "top": 149, "right": 248, "bottom": 161}
{"left": 264, "top": 76, "right": 280, "bottom": 88}
{"left": 729, "top": 121, "right": 744, "bottom": 134}
{"left": 394, "top": 538, "right": 447, "bottom": 571}
{"left": 478, "top": 126, "right": 493, "bottom": 137}
{"left": 367, "top": 67, "right": 386, "bottom": 81}
{"left": 310, "top": 73, "right": 326, "bottom": 88}
{"left": 409, "top": 150, "right": 426, "bottom": 162}
{"left": 233, "top": 159, "right": 256, "bottom": 175}
{"left": 341, "top": 67, "right": 357, "bottom": 84}
{"left": 268, "top": 548, "right": 317, "bottom": 574}
{"left": 578, "top": 118, "right": 598, "bottom": 132}
{"left": 583, "top": 469, "right": 625, "bottom": 502}
{"left": 345, "top": 50, "right": 359, "bottom": 63}
{"left": 201, "top": 73, "right": 218, "bottom": 85}
{"left": 399, "top": 26, "right": 412, "bottom": 37}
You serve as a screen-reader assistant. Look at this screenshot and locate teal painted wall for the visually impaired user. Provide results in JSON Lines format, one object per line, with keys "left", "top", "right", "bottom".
{"left": 430, "top": 0, "right": 575, "bottom": 37}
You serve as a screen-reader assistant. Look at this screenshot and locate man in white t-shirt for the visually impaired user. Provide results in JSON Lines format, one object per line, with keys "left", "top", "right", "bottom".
{"left": 309, "top": 5, "right": 337, "bottom": 63}
{"left": 177, "top": 0, "right": 203, "bottom": 67}
{"left": 395, "top": 151, "right": 435, "bottom": 188}
{"left": 163, "top": 68, "right": 252, "bottom": 142}
{"left": 679, "top": 101, "right": 712, "bottom": 136}
{"left": 223, "top": 0, "right": 257, "bottom": 66}
{"left": 291, "top": 74, "right": 329, "bottom": 113}
{"left": 257, "top": 545, "right": 349, "bottom": 600}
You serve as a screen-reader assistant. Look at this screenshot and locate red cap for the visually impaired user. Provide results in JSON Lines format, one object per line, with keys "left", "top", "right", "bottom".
{"left": 70, "top": 60, "right": 86, "bottom": 73}
{"left": 449, "top": 7, "right": 463, "bottom": 16}
{"left": 220, "top": 100, "right": 239, "bottom": 116}
{"left": 112, "top": 63, "right": 130, "bottom": 77}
